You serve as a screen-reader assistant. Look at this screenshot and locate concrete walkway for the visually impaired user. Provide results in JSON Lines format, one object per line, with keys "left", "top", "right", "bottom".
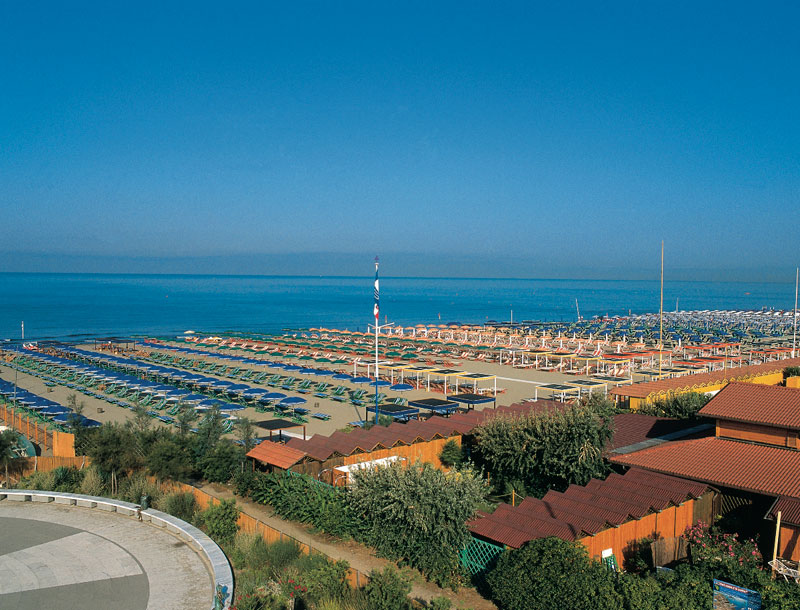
{"left": 0, "top": 502, "right": 212, "bottom": 610}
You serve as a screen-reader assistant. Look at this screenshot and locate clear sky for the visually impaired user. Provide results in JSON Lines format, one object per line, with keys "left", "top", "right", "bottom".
{"left": 1, "top": 2, "right": 798, "bottom": 280}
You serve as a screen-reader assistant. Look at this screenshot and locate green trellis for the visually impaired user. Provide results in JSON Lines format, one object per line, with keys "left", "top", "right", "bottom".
{"left": 459, "top": 537, "right": 505, "bottom": 578}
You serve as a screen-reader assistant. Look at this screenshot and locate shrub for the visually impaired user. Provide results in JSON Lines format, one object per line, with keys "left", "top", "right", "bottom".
{"left": 363, "top": 566, "right": 412, "bottom": 610}
{"left": 117, "top": 471, "right": 162, "bottom": 506}
{"left": 232, "top": 468, "right": 258, "bottom": 497}
{"left": 472, "top": 401, "right": 614, "bottom": 497}
{"left": 350, "top": 462, "right": 488, "bottom": 587}
{"left": 263, "top": 539, "right": 303, "bottom": 578}
{"left": 157, "top": 491, "right": 197, "bottom": 523}
{"left": 638, "top": 392, "right": 710, "bottom": 419}
{"left": 79, "top": 466, "right": 107, "bottom": 497}
{"left": 304, "top": 558, "right": 352, "bottom": 603}
{"left": 200, "top": 498, "right": 240, "bottom": 544}
{"left": 486, "top": 537, "right": 621, "bottom": 610}
{"left": 438, "top": 440, "right": 464, "bottom": 468}
{"left": 428, "top": 597, "right": 453, "bottom": 610}
{"left": 18, "top": 469, "right": 56, "bottom": 491}
{"left": 251, "top": 471, "right": 360, "bottom": 539}
{"left": 199, "top": 441, "right": 245, "bottom": 483}
{"left": 784, "top": 366, "right": 800, "bottom": 380}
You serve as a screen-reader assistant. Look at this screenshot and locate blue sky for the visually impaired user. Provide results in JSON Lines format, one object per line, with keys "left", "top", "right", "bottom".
{"left": 1, "top": 2, "right": 798, "bottom": 280}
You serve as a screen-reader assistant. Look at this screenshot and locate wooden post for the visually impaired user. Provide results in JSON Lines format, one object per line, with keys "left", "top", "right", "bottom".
{"left": 511, "top": 488, "right": 516, "bottom": 507}
{"left": 772, "top": 510, "right": 782, "bottom": 576}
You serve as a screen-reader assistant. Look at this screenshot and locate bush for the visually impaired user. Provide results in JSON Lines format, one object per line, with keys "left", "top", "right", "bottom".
{"left": 199, "top": 441, "right": 244, "bottom": 483}
{"left": 638, "top": 392, "right": 710, "bottom": 419}
{"left": 486, "top": 537, "right": 622, "bottom": 610}
{"left": 200, "top": 498, "right": 240, "bottom": 544}
{"left": 232, "top": 468, "right": 258, "bottom": 497}
{"left": 79, "top": 466, "right": 107, "bottom": 497}
{"left": 18, "top": 469, "right": 56, "bottom": 491}
{"left": 472, "top": 401, "right": 614, "bottom": 497}
{"left": 251, "top": 471, "right": 360, "bottom": 539}
{"left": 117, "top": 471, "right": 162, "bottom": 506}
{"left": 428, "top": 597, "right": 453, "bottom": 610}
{"left": 784, "top": 366, "right": 800, "bottom": 380}
{"left": 157, "top": 491, "right": 197, "bottom": 523}
{"left": 350, "top": 462, "right": 488, "bottom": 587}
{"left": 304, "top": 557, "right": 352, "bottom": 603}
{"left": 363, "top": 566, "right": 412, "bottom": 610}
{"left": 439, "top": 440, "right": 464, "bottom": 468}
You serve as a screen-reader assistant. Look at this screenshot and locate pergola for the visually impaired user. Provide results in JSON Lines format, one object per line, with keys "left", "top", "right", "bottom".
{"left": 408, "top": 397, "right": 460, "bottom": 416}
{"left": 455, "top": 372, "right": 497, "bottom": 396}
{"left": 448, "top": 392, "right": 497, "bottom": 410}
{"left": 534, "top": 383, "right": 581, "bottom": 402}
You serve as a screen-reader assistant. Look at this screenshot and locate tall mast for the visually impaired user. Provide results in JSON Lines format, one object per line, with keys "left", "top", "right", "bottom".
{"left": 659, "top": 241, "right": 664, "bottom": 377}
{"left": 793, "top": 267, "right": 798, "bottom": 358}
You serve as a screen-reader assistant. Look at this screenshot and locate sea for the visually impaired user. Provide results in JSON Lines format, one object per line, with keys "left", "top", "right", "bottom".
{"left": 0, "top": 273, "right": 796, "bottom": 342}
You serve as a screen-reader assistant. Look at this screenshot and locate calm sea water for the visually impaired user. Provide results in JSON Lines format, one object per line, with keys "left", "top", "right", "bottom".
{"left": 0, "top": 273, "right": 796, "bottom": 341}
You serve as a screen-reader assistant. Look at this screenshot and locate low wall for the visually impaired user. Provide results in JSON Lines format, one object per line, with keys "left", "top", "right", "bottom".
{"left": 0, "top": 489, "right": 234, "bottom": 609}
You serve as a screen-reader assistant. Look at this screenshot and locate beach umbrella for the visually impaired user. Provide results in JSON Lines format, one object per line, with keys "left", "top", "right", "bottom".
{"left": 40, "top": 405, "right": 71, "bottom": 415}
{"left": 352, "top": 376, "right": 373, "bottom": 384}
{"left": 279, "top": 396, "right": 306, "bottom": 406}
{"left": 390, "top": 383, "right": 414, "bottom": 392}
{"left": 333, "top": 373, "right": 354, "bottom": 381}
{"left": 218, "top": 402, "right": 246, "bottom": 411}
{"left": 260, "top": 392, "right": 287, "bottom": 401}
{"left": 374, "top": 379, "right": 391, "bottom": 387}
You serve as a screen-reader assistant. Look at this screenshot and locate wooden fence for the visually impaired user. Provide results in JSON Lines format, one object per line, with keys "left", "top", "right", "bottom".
{"left": 0, "top": 403, "right": 78, "bottom": 455}
{"left": 7, "top": 455, "right": 91, "bottom": 482}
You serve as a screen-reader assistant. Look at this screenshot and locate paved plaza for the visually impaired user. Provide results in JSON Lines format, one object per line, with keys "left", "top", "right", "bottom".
{"left": 0, "top": 501, "right": 212, "bottom": 610}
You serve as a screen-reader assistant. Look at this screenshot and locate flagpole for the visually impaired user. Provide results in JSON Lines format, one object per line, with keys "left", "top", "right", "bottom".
{"left": 793, "top": 267, "right": 798, "bottom": 359}
{"left": 659, "top": 241, "right": 664, "bottom": 378}
{"left": 374, "top": 257, "right": 380, "bottom": 425}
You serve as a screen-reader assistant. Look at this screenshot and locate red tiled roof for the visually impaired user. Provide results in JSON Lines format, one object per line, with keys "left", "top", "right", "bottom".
{"left": 610, "top": 437, "right": 800, "bottom": 498}
{"left": 609, "top": 413, "right": 708, "bottom": 452}
{"left": 767, "top": 497, "right": 800, "bottom": 527}
{"left": 699, "top": 382, "right": 800, "bottom": 430}
{"left": 284, "top": 400, "right": 562, "bottom": 461}
{"left": 610, "top": 357, "right": 800, "bottom": 399}
{"left": 467, "top": 468, "right": 707, "bottom": 548}
{"left": 247, "top": 441, "right": 307, "bottom": 469}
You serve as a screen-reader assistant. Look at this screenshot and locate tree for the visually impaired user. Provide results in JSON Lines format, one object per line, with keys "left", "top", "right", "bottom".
{"left": 146, "top": 436, "right": 193, "bottom": 481}
{"left": 350, "top": 461, "right": 489, "bottom": 586}
{"left": 438, "top": 439, "right": 464, "bottom": 468}
{"left": 200, "top": 440, "right": 244, "bottom": 483}
{"left": 0, "top": 429, "right": 19, "bottom": 487}
{"left": 85, "top": 424, "right": 138, "bottom": 495}
{"left": 784, "top": 366, "right": 800, "bottom": 381}
{"left": 235, "top": 416, "right": 257, "bottom": 452}
{"left": 175, "top": 403, "right": 197, "bottom": 436}
{"left": 486, "top": 537, "right": 622, "bottom": 610}
{"left": 473, "top": 401, "right": 614, "bottom": 497}
{"left": 193, "top": 405, "right": 225, "bottom": 462}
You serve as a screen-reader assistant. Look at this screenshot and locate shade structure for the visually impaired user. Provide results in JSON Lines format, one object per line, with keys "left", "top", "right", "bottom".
{"left": 351, "top": 376, "right": 373, "bottom": 384}
{"left": 218, "top": 402, "right": 246, "bottom": 411}
{"left": 448, "top": 393, "right": 496, "bottom": 407}
{"left": 366, "top": 403, "right": 419, "bottom": 421}
{"left": 373, "top": 379, "right": 391, "bottom": 387}
{"left": 408, "top": 398, "right": 460, "bottom": 415}
{"left": 390, "top": 383, "right": 414, "bottom": 392}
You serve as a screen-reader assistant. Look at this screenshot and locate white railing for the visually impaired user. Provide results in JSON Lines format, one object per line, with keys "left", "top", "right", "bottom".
{"left": 0, "top": 489, "right": 233, "bottom": 609}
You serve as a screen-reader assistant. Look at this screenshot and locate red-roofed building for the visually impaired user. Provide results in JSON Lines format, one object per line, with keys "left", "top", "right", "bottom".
{"left": 610, "top": 379, "right": 800, "bottom": 562}
{"left": 467, "top": 468, "right": 713, "bottom": 565}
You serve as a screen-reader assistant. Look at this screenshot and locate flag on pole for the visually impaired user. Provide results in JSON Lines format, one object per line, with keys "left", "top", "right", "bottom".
{"left": 373, "top": 257, "right": 379, "bottom": 323}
